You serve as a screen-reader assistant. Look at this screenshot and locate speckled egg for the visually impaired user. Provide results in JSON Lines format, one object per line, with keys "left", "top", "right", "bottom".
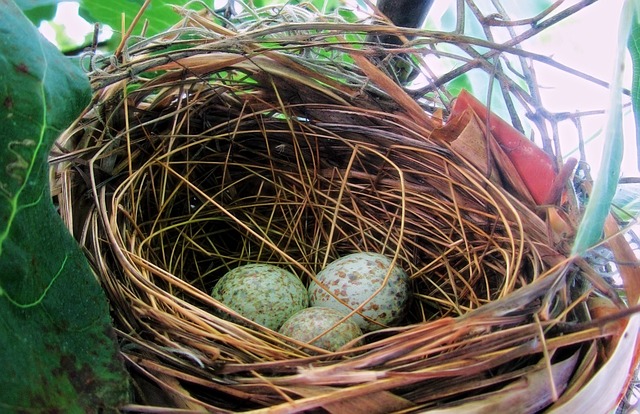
{"left": 211, "top": 264, "right": 308, "bottom": 330}
{"left": 308, "top": 252, "right": 410, "bottom": 332}
{"left": 279, "top": 307, "right": 363, "bottom": 352}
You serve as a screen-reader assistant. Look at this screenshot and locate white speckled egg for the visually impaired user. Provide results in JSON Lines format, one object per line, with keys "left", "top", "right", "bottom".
{"left": 308, "top": 252, "right": 410, "bottom": 332}
{"left": 279, "top": 307, "right": 363, "bottom": 352}
{"left": 211, "top": 264, "right": 308, "bottom": 330}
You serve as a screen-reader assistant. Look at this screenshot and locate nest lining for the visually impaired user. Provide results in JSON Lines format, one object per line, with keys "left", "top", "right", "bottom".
{"left": 50, "top": 5, "right": 627, "bottom": 412}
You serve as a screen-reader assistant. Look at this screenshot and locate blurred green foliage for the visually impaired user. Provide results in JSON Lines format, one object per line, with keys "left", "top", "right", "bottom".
{"left": 14, "top": 0, "right": 61, "bottom": 23}
{"left": 79, "top": 0, "right": 203, "bottom": 46}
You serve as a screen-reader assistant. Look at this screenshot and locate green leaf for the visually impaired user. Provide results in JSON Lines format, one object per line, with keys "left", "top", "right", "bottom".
{"left": 14, "top": 0, "right": 61, "bottom": 24}
{"left": 571, "top": 0, "right": 633, "bottom": 255}
{"left": 0, "top": 1, "right": 129, "bottom": 412}
{"left": 446, "top": 74, "right": 473, "bottom": 98}
{"left": 13, "top": 0, "right": 59, "bottom": 10}
{"left": 629, "top": 2, "right": 640, "bottom": 170}
{"left": 306, "top": 0, "right": 340, "bottom": 13}
{"left": 79, "top": 0, "right": 203, "bottom": 39}
{"left": 337, "top": 8, "right": 358, "bottom": 23}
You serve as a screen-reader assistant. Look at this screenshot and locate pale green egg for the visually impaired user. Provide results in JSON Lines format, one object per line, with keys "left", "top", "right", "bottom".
{"left": 279, "top": 307, "right": 362, "bottom": 352}
{"left": 212, "top": 264, "right": 308, "bottom": 330}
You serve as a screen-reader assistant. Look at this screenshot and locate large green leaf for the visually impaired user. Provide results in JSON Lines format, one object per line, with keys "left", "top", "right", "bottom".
{"left": 0, "top": 1, "right": 129, "bottom": 412}
{"left": 14, "top": 0, "right": 61, "bottom": 24}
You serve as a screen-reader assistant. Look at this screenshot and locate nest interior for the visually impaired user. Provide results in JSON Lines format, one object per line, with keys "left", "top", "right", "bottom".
{"left": 51, "top": 5, "right": 631, "bottom": 413}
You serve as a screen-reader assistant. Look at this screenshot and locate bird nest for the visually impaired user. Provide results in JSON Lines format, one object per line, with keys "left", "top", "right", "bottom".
{"left": 52, "top": 3, "right": 639, "bottom": 413}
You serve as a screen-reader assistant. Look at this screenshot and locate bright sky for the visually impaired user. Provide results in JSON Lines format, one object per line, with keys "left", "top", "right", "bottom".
{"left": 521, "top": 0, "right": 635, "bottom": 178}
{"left": 424, "top": 0, "right": 634, "bottom": 177}
{"left": 40, "top": 0, "right": 635, "bottom": 178}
